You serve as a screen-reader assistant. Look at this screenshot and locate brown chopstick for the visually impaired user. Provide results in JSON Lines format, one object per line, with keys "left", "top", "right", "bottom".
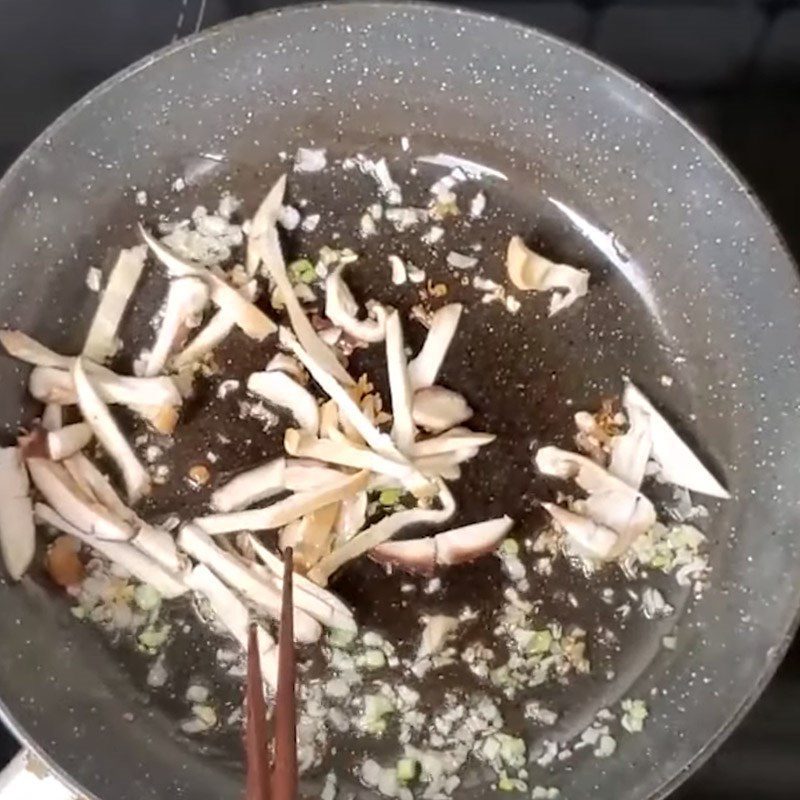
{"left": 244, "top": 547, "right": 298, "bottom": 800}
{"left": 272, "top": 547, "right": 298, "bottom": 800}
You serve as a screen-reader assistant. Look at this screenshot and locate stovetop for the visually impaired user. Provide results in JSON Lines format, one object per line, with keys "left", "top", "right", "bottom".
{"left": 1, "top": 1, "right": 798, "bottom": 797}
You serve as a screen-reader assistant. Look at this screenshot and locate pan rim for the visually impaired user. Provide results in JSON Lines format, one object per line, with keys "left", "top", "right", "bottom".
{"left": 0, "top": 3, "right": 798, "bottom": 799}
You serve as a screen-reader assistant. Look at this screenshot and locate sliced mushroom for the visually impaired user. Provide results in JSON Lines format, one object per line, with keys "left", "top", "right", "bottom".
{"left": 284, "top": 430, "right": 411, "bottom": 482}
{"left": 185, "top": 563, "right": 278, "bottom": 689}
{"left": 506, "top": 236, "right": 589, "bottom": 316}
{"left": 0, "top": 447, "right": 36, "bottom": 580}
{"left": 248, "top": 370, "right": 319, "bottom": 435}
{"left": 246, "top": 173, "right": 287, "bottom": 277}
{"left": 73, "top": 359, "right": 151, "bottom": 504}
{"left": 250, "top": 179, "right": 354, "bottom": 386}
{"left": 608, "top": 401, "right": 652, "bottom": 490}
{"left": 246, "top": 535, "right": 356, "bottom": 632}
{"left": 133, "top": 523, "right": 186, "bottom": 575}
{"left": 324, "top": 265, "right": 388, "bottom": 343}
{"left": 371, "top": 515, "right": 512, "bottom": 574}
{"left": 211, "top": 457, "right": 286, "bottom": 513}
{"left": 435, "top": 516, "right": 513, "bottom": 565}
{"left": 82, "top": 245, "right": 148, "bottom": 364}
{"left": 0, "top": 329, "right": 75, "bottom": 370}
{"left": 280, "top": 329, "right": 432, "bottom": 496}
{"left": 41, "top": 403, "right": 63, "bottom": 432}
{"left": 541, "top": 502, "right": 618, "bottom": 560}
{"left": 142, "top": 277, "right": 209, "bottom": 377}
{"left": 535, "top": 445, "right": 656, "bottom": 556}
{"left": 28, "top": 365, "right": 182, "bottom": 410}
{"left": 195, "top": 470, "right": 370, "bottom": 535}
{"left": 289, "top": 502, "right": 339, "bottom": 572}
{"left": 412, "top": 386, "right": 473, "bottom": 434}
{"left": 139, "top": 224, "right": 276, "bottom": 341}
{"left": 27, "top": 458, "right": 134, "bottom": 541}
{"left": 46, "top": 423, "right": 93, "bottom": 461}
{"left": 370, "top": 538, "right": 437, "bottom": 575}
{"left": 334, "top": 491, "right": 368, "bottom": 542}
{"left": 283, "top": 459, "right": 349, "bottom": 492}
{"left": 171, "top": 281, "right": 258, "bottom": 369}
{"left": 623, "top": 382, "right": 730, "bottom": 499}
{"left": 385, "top": 310, "right": 417, "bottom": 453}
{"left": 178, "top": 523, "right": 321, "bottom": 643}
{"left": 265, "top": 352, "right": 307, "bottom": 384}
{"left": 410, "top": 429, "right": 495, "bottom": 458}
{"left": 308, "top": 482, "right": 456, "bottom": 586}
{"left": 414, "top": 446, "right": 480, "bottom": 479}
{"left": 63, "top": 453, "right": 138, "bottom": 524}
{"left": 407, "top": 304, "right": 463, "bottom": 390}
{"left": 35, "top": 503, "right": 185, "bottom": 598}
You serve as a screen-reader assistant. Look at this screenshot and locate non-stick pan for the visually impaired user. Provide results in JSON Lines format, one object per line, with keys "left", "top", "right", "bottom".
{"left": 1, "top": 4, "right": 799, "bottom": 800}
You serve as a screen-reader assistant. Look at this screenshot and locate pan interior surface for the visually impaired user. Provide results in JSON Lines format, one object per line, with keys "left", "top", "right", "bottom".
{"left": 0, "top": 5, "right": 799, "bottom": 800}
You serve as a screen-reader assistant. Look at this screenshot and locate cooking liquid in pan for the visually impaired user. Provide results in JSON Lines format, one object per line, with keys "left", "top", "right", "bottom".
{"left": 51, "top": 138, "right": 696, "bottom": 793}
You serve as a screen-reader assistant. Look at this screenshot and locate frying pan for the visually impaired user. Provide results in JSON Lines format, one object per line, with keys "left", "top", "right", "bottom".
{"left": 1, "top": 3, "right": 799, "bottom": 800}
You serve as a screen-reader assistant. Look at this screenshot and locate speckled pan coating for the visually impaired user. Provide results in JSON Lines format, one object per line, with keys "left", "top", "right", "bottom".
{"left": 0, "top": 4, "right": 799, "bottom": 800}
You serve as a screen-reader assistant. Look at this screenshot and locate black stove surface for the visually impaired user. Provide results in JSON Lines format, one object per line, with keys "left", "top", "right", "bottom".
{"left": 1, "top": 2, "right": 798, "bottom": 797}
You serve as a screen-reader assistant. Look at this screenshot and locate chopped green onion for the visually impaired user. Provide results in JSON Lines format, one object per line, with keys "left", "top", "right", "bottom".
{"left": 527, "top": 629, "right": 553, "bottom": 654}
{"left": 396, "top": 757, "right": 418, "bottom": 783}
{"left": 378, "top": 488, "right": 403, "bottom": 507}
{"left": 288, "top": 258, "right": 317, "bottom": 284}
{"left": 500, "top": 538, "right": 519, "bottom": 556}
{"left": 328, "top": 627, "right": 357, "bottom": 649}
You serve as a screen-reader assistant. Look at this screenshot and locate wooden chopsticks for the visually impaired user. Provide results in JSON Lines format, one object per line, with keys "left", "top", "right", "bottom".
{"left": 245, "top": 547, "right": 298, "bottom": 800}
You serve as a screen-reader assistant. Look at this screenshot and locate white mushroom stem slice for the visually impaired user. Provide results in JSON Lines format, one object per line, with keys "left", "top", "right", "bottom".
{"left": 0, "top": 330, "right": 74, "bottom": 369}
{"left": 82, "top": 245, "right": 148, "bottom": 363}
{"left": 408, "top": 304, "right": 463, "bottom": 390}
{"left": 308, "top": 482, "right": 455, "bottom": 586}
{"left": 187, "top": 565, "right": 277, "bottom": 687}
{"left": 370, "top": 538, "right": 437, "bottom": 575}
{"left": 46, "top": 423, "right": 93, "bottom": 460}
{"left": 246, "top": 173, "right": 287, "bottom": 277}
{"left": 139, "top": 225, "right": 276, "bottom": 341}
{"left": 414, "top": 446, "right": 480, "bottom": 476}
{"left": 41, "top": 403, "right": 63, "bottom": 432}
{"left": 247, "top": 535, "right": 356, "bottom": 632}
{"left": 385, "top": 310, "right": 417, "bottom": 453}
{"left": 35, "top": 503, "right": 186, "bottom": 598}
{"left": 288, "top": 502, "right": 338, "bottom": 572}
{"left": 435, "top": 516, "right": 514, "bottom": 565}
{"left": 608, "top": 402, "right": 652, "bottom": 490}
{"left": 266, "top": 352, "right": 306, "bottom": 383}
{"left": 280, "top": 329, "right": 432, "bottom": 495}
{"left": 185, "top": 564, "right": 278, "bottom": 689}
{"left": 63, "top": 453, "right": 138, "bottom": 524}
{"left": 142, "top": 277, "right": 209, "bottom": 377}
{"left": 506, "top": 236, "right": 589, "bottom": 316}
{"left": 284, "top": 430, "right": 411, "bottom": 482}
{"left": 623, "top": 382, "right": 730, "bottom": 499}
{"left": 371, "top": 515, "right": 513, "bottom": 574}
{"left": 177, "top": 523, "right": 321, "bottom": 643}
{"left": 72, "top": 359, "right": 150, "bottom": 504}
{"left": 211, "top": 457, "right": 286, "bottom": 513}
{"left": 283, "top": 459, "right": 349, "bottom": 492}
{"left": 28, "top": 365, "right": 182, "bottom": 409}
{"left": 535, "top": 445, "right": 656, "bottom": 555}
{"left": 27, "top": 458, "right": 134, "bottom": 541}
{"left": 196, "top": 470, "right": 370, "bottom": 535}
{"left": 325, "top": 266, "right": 388, "bottom": 343}
{"left": 410, "top": 429, "right": 495, "bottom": 458}
{"left": 0, "top": 447, "right": 35, "bottom": 580}
{"left": 251, "top": 181, "right": 354, "bottom": 385}
{"left": 171, "top": 281, "right": 258, "bottom": 369}
{"left": 412, "top": 386, "right": 473, "bottom": 433}
{"left": 248, "top": 371, "right": 319, "bottom": 435}
{"left": 541, "top": 502, "right": 618, "bottom": 560}
{"left": 335, "top": 491, "right": 368, "bottom": 541}
{"left": 133, "top": 524, "right": 185, "bottom": 575}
